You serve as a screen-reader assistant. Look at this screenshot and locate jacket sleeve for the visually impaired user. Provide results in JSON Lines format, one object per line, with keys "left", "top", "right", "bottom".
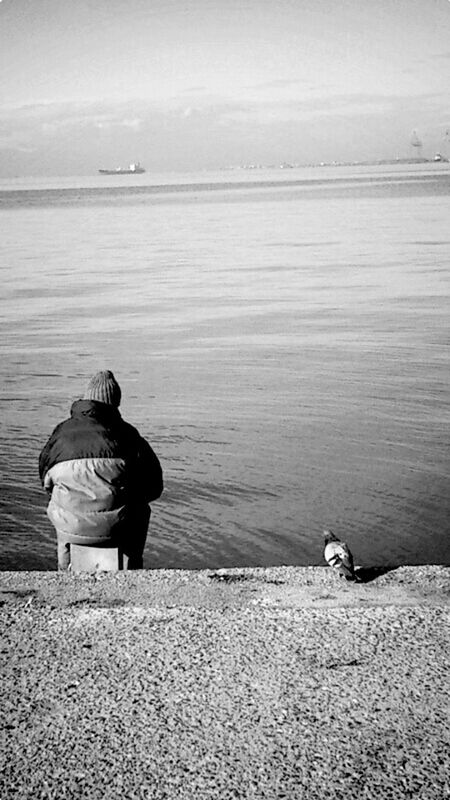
{"left": 38, "top": 424, "right": 63, "bottom": 489}
{"left": 133, "top": 437, "right": 164, "bottom": 503}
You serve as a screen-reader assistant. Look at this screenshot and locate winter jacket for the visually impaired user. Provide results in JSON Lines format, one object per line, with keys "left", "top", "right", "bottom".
{"left": 39, "top": 399, "right": 163, "bottom": 544}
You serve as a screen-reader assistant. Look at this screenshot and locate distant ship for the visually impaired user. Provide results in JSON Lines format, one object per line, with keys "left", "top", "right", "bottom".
{"left": 99, "top": 162, "right": 145, "bottom": 175}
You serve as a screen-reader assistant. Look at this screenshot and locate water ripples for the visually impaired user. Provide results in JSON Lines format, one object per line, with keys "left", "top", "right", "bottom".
{"left": 1, "top": 169, "right": 449, "bottom": 569}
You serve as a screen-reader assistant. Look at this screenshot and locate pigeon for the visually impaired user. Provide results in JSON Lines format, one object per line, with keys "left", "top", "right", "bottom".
{"left": 323, "top": 529, "right": 358, "bottom": 581}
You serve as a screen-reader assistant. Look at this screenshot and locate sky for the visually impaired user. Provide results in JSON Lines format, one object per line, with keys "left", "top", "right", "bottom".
{"left": 0, "top": 0, "right": 449, "bottom": 176}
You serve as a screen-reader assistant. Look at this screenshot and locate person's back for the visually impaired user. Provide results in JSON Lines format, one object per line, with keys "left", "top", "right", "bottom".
{"left": 39, "top": 370, "right": 163, "bottom": 569}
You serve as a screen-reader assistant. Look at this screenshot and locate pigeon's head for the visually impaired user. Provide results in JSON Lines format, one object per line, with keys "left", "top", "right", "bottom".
{"left": 323, "top": 529, "right": 339, "bottom": 545}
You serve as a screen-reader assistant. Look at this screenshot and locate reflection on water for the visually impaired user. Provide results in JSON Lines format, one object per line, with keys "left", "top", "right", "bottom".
{"left": 0, "top": 166, "right": 449, "bottom": 569}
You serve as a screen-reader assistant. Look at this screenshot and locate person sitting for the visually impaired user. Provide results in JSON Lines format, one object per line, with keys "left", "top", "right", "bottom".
{"left": 38, "top": 370, "right": 163, "bottom": 570}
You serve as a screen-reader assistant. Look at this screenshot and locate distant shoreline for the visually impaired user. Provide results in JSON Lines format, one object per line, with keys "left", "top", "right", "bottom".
{"left": 1, "top": 156, "right": 448, "bottom": 185}
{"left": 1, "top": 163, "right": 448, "bottom": 209}
{"left": 226, "top": 156, "right": 448, "bottom": 170}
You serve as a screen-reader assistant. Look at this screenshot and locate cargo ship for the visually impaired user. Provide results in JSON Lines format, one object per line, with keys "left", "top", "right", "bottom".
{"left": 99, "top": 162, "right": 145, "bottom": 175}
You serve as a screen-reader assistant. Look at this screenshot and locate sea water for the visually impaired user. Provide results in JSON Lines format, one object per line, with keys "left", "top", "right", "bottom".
{"left": 0, "top": 164, "right": 449, "bottom": 570}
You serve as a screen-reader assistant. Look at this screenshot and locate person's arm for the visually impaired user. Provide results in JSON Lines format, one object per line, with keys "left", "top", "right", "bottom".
{"left": 134, "top": 437, "right": 163, "bottom": 503}
{"left": 38, "top": 424, "right": 63, "bottom": 491}
{"left": 39, "top": 436, "right": 53, "bottom": 486}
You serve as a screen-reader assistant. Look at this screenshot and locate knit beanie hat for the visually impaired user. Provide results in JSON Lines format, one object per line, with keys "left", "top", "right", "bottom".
{"left": 84, "top": 370, "right": 121, "bottom": 407}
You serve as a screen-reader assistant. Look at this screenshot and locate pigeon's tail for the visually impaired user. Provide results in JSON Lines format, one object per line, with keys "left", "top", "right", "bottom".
{"left": 342, "top": 567, "right": 361, "bottom": 583}
{"left": 339, "top": 564, "right": 356, "bottom": 581}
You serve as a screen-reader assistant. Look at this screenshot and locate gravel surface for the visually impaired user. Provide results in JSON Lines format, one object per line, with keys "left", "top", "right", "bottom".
{"left": 0, "top": 566, "right": 449, "bottom": 800}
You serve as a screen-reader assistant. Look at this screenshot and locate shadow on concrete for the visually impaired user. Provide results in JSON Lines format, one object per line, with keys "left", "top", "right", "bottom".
{"left": 65, "top": 597, "right": 127, "bottom": 608}
{"left": 0, "top": 588, "right": 39, "bottom": 598}
{"left": 355, "top": 566, "right": 399, "bottom": 584}
{"left": 0, "top": 588, "right": 40, "bottom": 608}
{"left": 207, "top": 572, "right": 285, "bottom": 586}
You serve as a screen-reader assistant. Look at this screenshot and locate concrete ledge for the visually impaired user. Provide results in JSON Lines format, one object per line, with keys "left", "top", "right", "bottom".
{"left": 0, "top": 564, "right": 449, "bottom": 609}
{"left": 1, "top": 566, "right": 449, "bottom": 799}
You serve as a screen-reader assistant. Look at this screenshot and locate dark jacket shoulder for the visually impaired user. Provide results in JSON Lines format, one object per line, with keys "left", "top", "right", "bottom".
{"left": 39, "top": 400, "right": 163, "bottom": 502}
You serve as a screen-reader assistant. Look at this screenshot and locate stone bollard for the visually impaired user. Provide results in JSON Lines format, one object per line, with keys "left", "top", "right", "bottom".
{"left": 70, "top": 545, "right": 129, "bottom": 573}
